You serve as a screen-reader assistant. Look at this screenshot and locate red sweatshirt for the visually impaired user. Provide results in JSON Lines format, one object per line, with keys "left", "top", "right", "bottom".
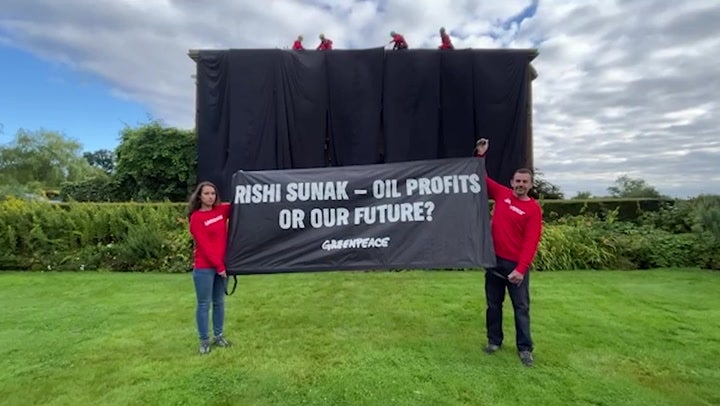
{"left": 317, "top": 39, "right": 333, "bottom": 50}
{"left": 391, "top": 34, "right": 407, "bottom": 48}
{"left": 485, "top": 174, "right": 543, "bottom": 274}
{"left": 292, "top": 40, "right": 304, "bottom": 50}
{"left": 440, "top": 35, "right": 454, "bottom": 49}
{"left": 189, "top": 203, "right": 231, "bottom": 274}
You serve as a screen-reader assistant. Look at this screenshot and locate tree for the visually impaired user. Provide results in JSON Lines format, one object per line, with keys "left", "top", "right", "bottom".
{"left": 529, "top": 169, "right": 564, "bottom": 199}
{"left": 0, "top": 129, "right": 100, "bottom": 189}
{"left": 572, "top": 191, "right": 593, "bottom": 199}
{"left": 607, "top": 175, "right": 663, "bottom": 198}
{"left": 83, "top": 149, "right": 115, "bottom": 174}
{"left": 114, "top": 122, "right": 197, "bottom": 201}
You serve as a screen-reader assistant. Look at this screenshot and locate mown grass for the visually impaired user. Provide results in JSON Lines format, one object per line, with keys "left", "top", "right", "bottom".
{"left": 1, "top": 269, "right": 719, "bottom": 405}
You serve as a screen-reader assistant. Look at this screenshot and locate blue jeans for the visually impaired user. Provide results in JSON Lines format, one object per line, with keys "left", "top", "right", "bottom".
{"left": 192, "top": 268, "right": 226, "bottom": 341}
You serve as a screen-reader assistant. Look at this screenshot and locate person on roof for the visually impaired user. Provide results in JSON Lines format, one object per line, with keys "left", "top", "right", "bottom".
{"left": 317, "top": 33, "right": 333, "bottom": 50}
{"left": 439, "top": 27, "right": 454, "bottom": 50}
{"left": 292, "top": 35, "right": 304, "bottom": 50}
{"left": 389, "top": 31, "right": 408, "bottom": 50}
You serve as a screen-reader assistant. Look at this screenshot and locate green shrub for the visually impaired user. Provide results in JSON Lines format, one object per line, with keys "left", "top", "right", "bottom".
{"left": 613, "top": 228, "right": 696, "bottom": 269}
{"left": 0, "top": 198, "right": 189, "bottom": 272}
{"left": 689, "top": 195, "right": 720, "bottom": 241}
{"left": 639, "top": 200, "right": 693, "bottom": 233}
{"left": 111, "top": 218, "right": 192, "bottom": 273}
{"left": 693, "top": 196, "right": 720, "bottom": 270}
{"left": 534, "top": 223, "right": 618, "bottom": 271}
{"left": 532, "top": 210, "right": 711, "bottom": 271}
{"left": 637, "top": 195, "right": 720, "bottom": 270}
{"left": 641, "top": 195, "right": 720, "bottom": 235}
{"left": 690, "top": 235, "right": 720, "bottom": 270}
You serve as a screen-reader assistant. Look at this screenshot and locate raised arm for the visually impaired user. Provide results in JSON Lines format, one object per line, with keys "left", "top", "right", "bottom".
{"left": 474, "top": 138, "right": 510, "bottom": 200}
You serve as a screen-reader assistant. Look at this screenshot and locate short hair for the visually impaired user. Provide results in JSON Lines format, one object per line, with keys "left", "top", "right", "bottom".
{"left": 513, "top": 168, "right": 534, "bottom": 180}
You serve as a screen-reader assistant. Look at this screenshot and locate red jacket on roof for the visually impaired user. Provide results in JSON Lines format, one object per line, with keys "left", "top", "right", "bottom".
{"left": 440, "top": 33, "right": 454, "bottom": 49}
{"left": 317, "top": 39, "right": 333, "bottom": 50}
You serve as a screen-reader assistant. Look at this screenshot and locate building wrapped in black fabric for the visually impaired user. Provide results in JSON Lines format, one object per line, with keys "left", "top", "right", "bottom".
{"left": 189, "top": 48, "right": 537, "bottom": 201}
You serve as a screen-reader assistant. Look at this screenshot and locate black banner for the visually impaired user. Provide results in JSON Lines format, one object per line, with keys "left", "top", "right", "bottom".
{"left": 225, "top": 157, "right": 496, "bottom": 274}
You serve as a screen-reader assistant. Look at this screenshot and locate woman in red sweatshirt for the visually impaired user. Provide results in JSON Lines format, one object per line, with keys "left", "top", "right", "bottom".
{"left": 187, "top": 181, "right": 232, "bottom": 354}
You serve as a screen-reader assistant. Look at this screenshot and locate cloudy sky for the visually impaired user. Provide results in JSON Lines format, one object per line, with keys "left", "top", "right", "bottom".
{"left": 1, "top": 0, "right": 718, "bottom": 198}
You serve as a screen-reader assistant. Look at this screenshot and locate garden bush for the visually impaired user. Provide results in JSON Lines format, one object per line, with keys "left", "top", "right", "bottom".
{"left": 0, "top": 198, "right": 190, "bottom": 272}
{"left": 533, "top": 209, "right": 718, "bottom": 271}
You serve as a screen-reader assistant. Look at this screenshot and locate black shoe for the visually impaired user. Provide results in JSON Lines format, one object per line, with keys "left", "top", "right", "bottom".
{"left": 213, "top": 335, "right": 231, "bottom": 348}
{"left": 199, "top": 339, "right": 211, "bottom": 355}
{"left": 484, "top": 343, "right": 501, "bottom": 354}
{"left": 519, "top": 350, "right": 534, "bottom": 367}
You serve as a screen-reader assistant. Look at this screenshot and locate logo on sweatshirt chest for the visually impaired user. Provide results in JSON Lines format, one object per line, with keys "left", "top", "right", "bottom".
{"left": 503, "top": 198, "right": 526, "bottom": 216}
{"left": 203, "top": 215, "right": 224, "bottom": 226}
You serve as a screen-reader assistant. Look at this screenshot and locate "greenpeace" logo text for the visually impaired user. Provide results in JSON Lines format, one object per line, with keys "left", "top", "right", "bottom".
{"left": 321, "top": 237, "right": 390, "bottom": 251}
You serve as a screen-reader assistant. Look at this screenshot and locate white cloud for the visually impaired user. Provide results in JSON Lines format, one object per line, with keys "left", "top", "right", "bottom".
{"left": 0, "top": 0, "right": 718, "bottom": 197}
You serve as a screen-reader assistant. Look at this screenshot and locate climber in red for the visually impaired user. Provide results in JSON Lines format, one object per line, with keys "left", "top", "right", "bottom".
{"left": 389, "top": 31, "right": 408, "bottom": 50}
{"left": 317, "top": 33, "right": 333, "bottom": 50}
{"left": 292, "top": 35, "right": 304, "bottom": 50}
{"left": 439, "top": 27, "right": 454, "bottom": 50}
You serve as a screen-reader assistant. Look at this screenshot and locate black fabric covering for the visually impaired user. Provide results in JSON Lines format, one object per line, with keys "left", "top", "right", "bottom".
{"left": 326, "top": 48, "right": 385, "bottom": 166}
{"left": 276, "top": 51, "right": 328, "bottom": 169}
{"left": 195, "top": 51, "right": 229, "bottom": 195}
{"left": 473, "top": 52, "right": 530, "bottom": 187}
{"left": 223, "top": 50, "right": 281, "bottom": 184}
{"left": 195, "top": 49, "right": 534, "bottom": 200}
{"left": 439, "top": 50, "right": 477, "bottom": 159}
{"left": 196, "top": 50, "right": 328, "bottom": 196}
{"left": 383, "top": 50, "right": 441, "bottom": 162}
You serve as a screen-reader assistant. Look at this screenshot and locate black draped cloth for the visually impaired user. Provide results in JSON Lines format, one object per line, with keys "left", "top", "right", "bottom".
{"left": 195, "top": 49, "right": 534, "bottom": 200}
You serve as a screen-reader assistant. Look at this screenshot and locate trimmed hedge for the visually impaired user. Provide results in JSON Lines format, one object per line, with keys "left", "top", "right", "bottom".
{"left": 538, "top": 198, "right": 673, "bottom": 222}
{"left": 1, "top": 197, "right": 717, "bottom": 272}
{"left": 59, "top": 176, "right": 125, "bottom": 202}
{"left": 0, "top": 199, "right": 191, "bottom": 272}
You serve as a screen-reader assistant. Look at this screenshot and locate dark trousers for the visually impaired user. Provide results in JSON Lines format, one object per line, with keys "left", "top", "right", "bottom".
{"left": 485, "top": 257, "right": 533, "bottom": 352}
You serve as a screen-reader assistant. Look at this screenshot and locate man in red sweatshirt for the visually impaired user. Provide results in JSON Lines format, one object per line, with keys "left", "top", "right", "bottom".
{"left": 475, "top": 138, "right": 542, "bottom": 367}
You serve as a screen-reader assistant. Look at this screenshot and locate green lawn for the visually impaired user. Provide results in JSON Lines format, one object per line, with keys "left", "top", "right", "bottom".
{"left": 1, "top": 269, "right": 719, "bottom": 406}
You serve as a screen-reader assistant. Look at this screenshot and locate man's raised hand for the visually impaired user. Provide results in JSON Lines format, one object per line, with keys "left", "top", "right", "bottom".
{"left": 475, "top": 138, "right": 489, "bottom": 156}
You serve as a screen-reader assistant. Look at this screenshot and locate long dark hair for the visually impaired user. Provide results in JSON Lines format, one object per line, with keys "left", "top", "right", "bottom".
{"left": 187, "top": 181, "right": 220, "bottom": 218}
